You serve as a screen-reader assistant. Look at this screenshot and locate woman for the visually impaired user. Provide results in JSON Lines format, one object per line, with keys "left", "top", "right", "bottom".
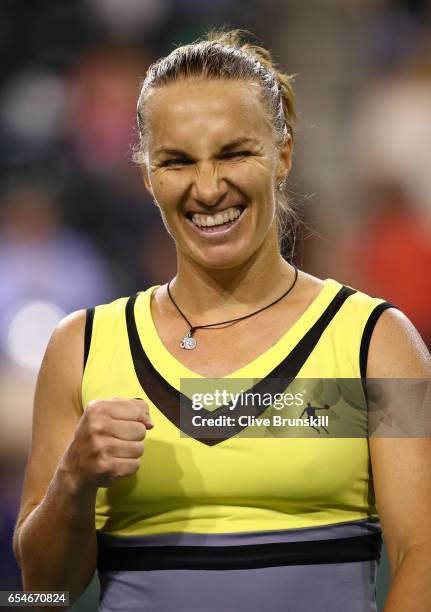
{"left": 13, "top": 30, "right": 431, "bottom": 611}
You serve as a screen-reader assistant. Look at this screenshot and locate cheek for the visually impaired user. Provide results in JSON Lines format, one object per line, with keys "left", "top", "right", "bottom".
{"left": 151, "top": 173, "right": 182, "bottom": 209}
{"left": 228, "top": 160, "right": 274, "bottom": 191}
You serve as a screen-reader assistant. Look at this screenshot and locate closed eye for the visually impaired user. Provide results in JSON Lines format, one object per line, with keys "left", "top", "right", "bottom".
{"left": 159, "top": 150, "right": 253, "bottom": 167}
{"left": 219, "top": 150, "right": 252, "bottom": 160}
{"left": 160, "top": 158, "right": 193, "bottom": 167}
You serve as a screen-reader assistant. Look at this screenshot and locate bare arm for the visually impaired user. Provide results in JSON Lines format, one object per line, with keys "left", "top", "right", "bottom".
{"left": 13, "top": 309, "right": 154, "bottom": 609}
{"left": 367, "top": 309, "right": 431, "bottom": 611}
{"left": 13, "top": 310, "right": 98, "bottom": 608}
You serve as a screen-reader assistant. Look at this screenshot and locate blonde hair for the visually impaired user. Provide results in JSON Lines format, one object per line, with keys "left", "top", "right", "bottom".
{"left": 134, "top": 29, "right": 300, "bottom": 258}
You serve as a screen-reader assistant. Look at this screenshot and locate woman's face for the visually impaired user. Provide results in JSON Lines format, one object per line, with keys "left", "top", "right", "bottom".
{"left": 142, "top": 78, "right": 292, "bottom": 270}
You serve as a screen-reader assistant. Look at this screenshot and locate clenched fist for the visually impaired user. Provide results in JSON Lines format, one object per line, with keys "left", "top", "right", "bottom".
{"left": 60, "top": 397, "right": 153, "bottom": 489}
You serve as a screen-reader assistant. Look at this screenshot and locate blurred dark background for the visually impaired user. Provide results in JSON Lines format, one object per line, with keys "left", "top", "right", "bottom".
{"left": 1, "top": 0, "right": 431, "bottom": 609}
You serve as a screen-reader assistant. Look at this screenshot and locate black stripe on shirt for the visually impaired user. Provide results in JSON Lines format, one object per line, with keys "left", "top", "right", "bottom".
{"left": 359, "top": 302, "right": 397, "bottom": 380}
{"left": 125, "top": 286, "right": 357, "bottom": 445}
{"left": 97, "top": 532, "right": 382, "bottom": 571}
{"left": 83, "top": 307, "right": 95, "bottom": 371}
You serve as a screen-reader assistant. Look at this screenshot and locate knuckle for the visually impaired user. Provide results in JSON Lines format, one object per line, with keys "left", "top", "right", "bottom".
{"left": 105, "top": 462, "right": 119, "bottom": 479}
{"left": 136, "top": 441, "right": 145, "bottom": 454}
{"left": 124, "top": 459, "right": 141, "bottom": 475}
{"left": 85, "top": 400, "right": 94, "bottom": 411}
{"left": 130, "top": 442, "right": 144, "bottom": 457}
{"left": 88, "top": 416, "right": 106, "bottom": 436}
{"left": 86, "top": 399, "right": 101, "bottom": 412}
{"left": 134, "top": 397, "right": 149, "bottom": 411}
{"left": 107, "top": 464, "right": 121, "bottom": 479}
{"left": 133, "top": 422, "right": 147, "bottom": 439}
{"left": 102, "top": 442, "right": 113, "bottom": 456}
{"left": 116, "top": 459, "right": 141, "bottom": 478}
{"left": 133, "top": 397, "right": 147, "bottom": 405}
{"left": 91, "top": 435, "right": 109, "bottom": 456}
{"left": 95, "top": 457, "right": 110, "bottom": 475}
{"left": 131, "top": 459, "right": 141, "bottom": 473}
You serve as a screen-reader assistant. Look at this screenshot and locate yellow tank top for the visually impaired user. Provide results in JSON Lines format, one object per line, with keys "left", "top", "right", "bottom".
{"left": 81, "top": 278, "right": 393, "bottom": 537}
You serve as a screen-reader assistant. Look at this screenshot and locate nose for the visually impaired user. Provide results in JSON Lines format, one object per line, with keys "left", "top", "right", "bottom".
{"left": 190, "top": 161, "right": 227, "bottom": 208}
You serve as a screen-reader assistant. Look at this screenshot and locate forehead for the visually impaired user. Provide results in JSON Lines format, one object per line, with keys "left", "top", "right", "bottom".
{"left": 145, "top": 78, "right": 271, "bottom": 151}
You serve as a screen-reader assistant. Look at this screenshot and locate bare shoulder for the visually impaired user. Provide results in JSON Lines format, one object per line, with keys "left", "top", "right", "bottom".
{"left": 45, "top": 309, "right": 87, "bottom": 374}
{"left": 50, "top": 308, "right": 87, "bottom": 355}
{"left": 33, "top": 306, "right": 88, "bottom": 438}
{"left": 366, "top": 308, "right": 431, "bottom": 378}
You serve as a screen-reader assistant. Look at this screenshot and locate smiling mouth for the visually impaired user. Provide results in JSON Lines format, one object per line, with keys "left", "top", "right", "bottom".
{"left": 185, "top": 205, "right": 246, "bottom": 232}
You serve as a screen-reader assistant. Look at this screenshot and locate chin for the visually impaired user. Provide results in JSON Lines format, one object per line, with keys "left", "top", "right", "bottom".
{"left": 192, "top": 245, "right": 254, "bottom": 271}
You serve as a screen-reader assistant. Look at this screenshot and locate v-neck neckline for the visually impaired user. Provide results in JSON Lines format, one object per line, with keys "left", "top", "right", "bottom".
{"left": 132, "top": 278, "right": 342, "bottom": 387}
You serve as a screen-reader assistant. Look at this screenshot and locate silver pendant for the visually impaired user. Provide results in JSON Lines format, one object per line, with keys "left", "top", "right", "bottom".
{"left": 180, "top": 330, "right": 197, "bottom": 350}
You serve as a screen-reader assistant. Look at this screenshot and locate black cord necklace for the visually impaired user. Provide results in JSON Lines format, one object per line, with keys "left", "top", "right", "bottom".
{"left": 167, "top": 264, "right": 299, "bottom": 350}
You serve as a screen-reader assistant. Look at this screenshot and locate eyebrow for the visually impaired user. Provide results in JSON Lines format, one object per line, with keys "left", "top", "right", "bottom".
{"left": 154, "top": 137, "right": 259, "bottom": 157}
{"left": 220, "top": 137, "right": 259, "bottom": 152}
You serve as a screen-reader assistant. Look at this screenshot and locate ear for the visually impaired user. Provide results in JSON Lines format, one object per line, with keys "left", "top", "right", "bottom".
{"left": 141, "top": 164, "right": 154, "bottom": 197}
{"left": 276, "top": 134, "right": 293, "bottom": 183}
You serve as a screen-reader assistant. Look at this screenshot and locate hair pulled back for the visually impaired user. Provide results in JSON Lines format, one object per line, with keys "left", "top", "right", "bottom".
{"left": 134, "top": 29, "right": 300, "bottom": 258}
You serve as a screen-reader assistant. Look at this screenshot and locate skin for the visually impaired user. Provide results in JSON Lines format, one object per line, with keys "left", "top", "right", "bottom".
{"left": 13, "top": 75, "right": 431, "bottom": 610}
{"left": 141, "top": 77, "right": 316, "bottom": 377}
{"left": 141, "top": 78, "right": 299, "bottom": 319}
{"left": 13, "top": 312, "right": 153, "bottom": 609}
{"left": 143, "top": 78, "right": 289, "bottom": 271}
{"left": 367, "top": 311, "right": 431, "bottom": 611}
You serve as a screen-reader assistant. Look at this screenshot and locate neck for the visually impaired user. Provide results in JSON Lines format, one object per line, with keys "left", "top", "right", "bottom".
{"left": 170, "top": 232, "right": 296, "bottom": 322}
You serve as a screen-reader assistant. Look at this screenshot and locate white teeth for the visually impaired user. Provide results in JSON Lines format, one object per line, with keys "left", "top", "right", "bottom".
{"left": 190, "top": 206, "right": 242, "bottom": 228}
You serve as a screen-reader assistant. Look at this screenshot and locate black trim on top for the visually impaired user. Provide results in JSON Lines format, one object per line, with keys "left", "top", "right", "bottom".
{"left": 83, "top": 307, "right": 95, "bottom": 371}
{"left": 125, "top": 285, "right": 356, "bottom": 446}
{"left": 359, "top": 302, "right": 397, "bottom": 380}
{"left": 97, "top": 532, "right": 382, "bottom": 571}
